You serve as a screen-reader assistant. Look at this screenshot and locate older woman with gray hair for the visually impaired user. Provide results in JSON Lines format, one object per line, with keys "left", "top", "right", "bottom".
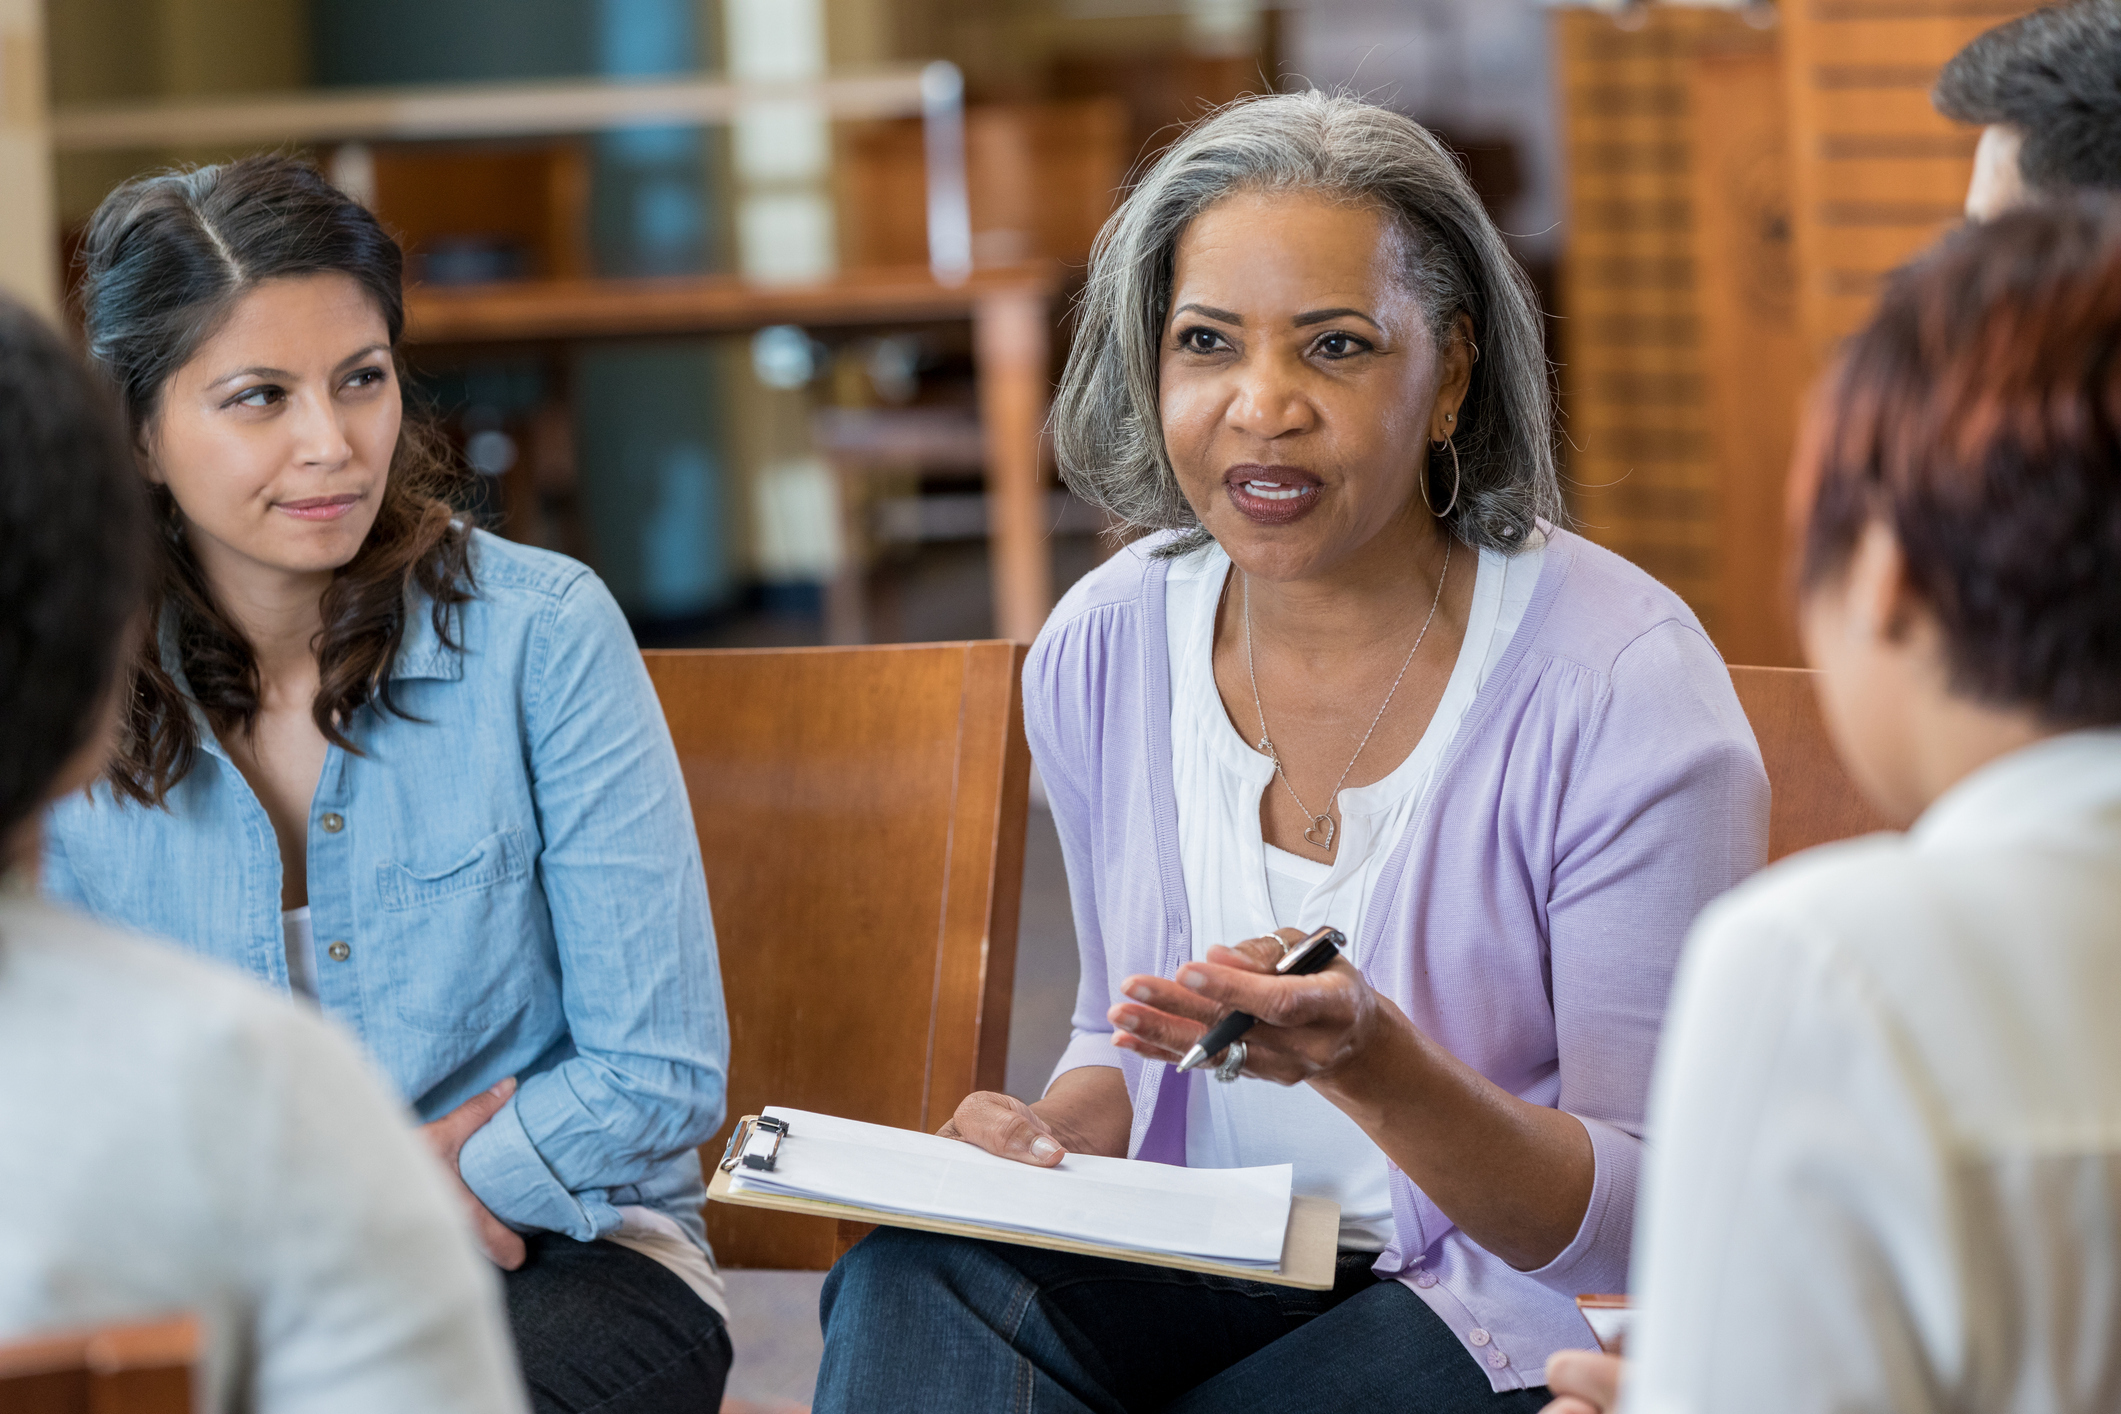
{"left": 814, "top": 91, "right": 1766, "bottom": 1413}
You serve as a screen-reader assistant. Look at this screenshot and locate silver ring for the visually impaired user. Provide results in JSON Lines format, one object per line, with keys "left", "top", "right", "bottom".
{"left": 1213, "top": 1040, "right": 1248, "bottom": 1083}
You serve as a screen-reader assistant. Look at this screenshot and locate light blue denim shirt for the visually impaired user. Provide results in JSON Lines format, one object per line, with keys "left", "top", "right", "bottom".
{"left": 42, "top": 530, "right": 729, "bottom": 1250}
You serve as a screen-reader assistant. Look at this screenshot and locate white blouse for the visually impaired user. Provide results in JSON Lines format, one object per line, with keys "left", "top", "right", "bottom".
{"left": 281, "top": 905, "right": 318, "bottom": 999}
{"left": 1164, "top": 534, "right": 1544, "bottom": 1248}
{"left": 1627, "top": 729, "right": 2121, "bottom": 1414}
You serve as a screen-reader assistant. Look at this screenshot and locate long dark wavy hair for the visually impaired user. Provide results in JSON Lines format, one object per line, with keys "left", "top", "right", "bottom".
{"left": 80, "top": 154, "right": 474, "bottom": 805}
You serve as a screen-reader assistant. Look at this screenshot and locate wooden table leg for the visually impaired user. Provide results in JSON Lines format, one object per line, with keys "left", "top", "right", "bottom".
{"left": 974, "top": 289, "right": 1053, "bottom": 644}
{"left": 823, "top": 458, "right": 869, "bottom": 646}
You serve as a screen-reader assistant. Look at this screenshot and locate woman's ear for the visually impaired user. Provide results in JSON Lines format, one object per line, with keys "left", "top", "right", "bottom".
{"left": 135, "top": 430, "right": 166, "bottom": 487}
{"left": 1430, "top": 312, "right": 1476, "bottom": 443}
{"left": 1845, "top": 520, "right": 1926, "bottom": 649}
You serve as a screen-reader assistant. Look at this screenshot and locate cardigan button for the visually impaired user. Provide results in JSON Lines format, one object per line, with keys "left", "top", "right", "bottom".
{"left": 320, "top": 813, "right": 344, "bottom": 833}
{"left": 327, "top": 941, "right": 351, "bottom": 962}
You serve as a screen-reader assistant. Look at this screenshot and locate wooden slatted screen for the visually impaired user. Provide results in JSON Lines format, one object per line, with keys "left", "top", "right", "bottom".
{"left": 1782, "top": 1, "right": 2035, "bottom": 367}
{"left": 1555, "top": 8, "right": 1776, "bottom": 637}
{"left": 1690, "top": 40, "right": 1805, "bottom": 667}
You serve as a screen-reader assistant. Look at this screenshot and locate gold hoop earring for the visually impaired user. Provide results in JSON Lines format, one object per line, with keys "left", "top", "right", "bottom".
{"left": 1425, "top": 436, "right": 1463, "bottom": 519}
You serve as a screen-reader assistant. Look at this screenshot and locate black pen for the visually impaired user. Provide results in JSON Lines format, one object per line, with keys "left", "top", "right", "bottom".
{"left": 1174, "top": 927, "right": 1345, "bottom": 1072}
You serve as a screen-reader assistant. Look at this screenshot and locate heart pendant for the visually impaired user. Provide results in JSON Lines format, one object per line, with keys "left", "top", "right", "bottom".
{"left": 1304, "top": 814, "right": 1336, "bottom": 850}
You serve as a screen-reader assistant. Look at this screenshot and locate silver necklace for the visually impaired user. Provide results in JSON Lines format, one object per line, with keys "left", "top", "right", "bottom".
{"left": 1244, "top": 539, "right": 1452, "bottom": 853}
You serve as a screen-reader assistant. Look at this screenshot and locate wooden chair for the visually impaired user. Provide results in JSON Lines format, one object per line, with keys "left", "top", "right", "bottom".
{"left": 644, "top": 642, "right": 1032, "bottom": 1269}
{"left": 809, "top": 406, "right": 987, "bottom": 647}
{"left": 0, "top": 1315, "right": 197, "bottom": 1414}
{"left": 1728, "top": 665, "right": 1893, "bottom": 862}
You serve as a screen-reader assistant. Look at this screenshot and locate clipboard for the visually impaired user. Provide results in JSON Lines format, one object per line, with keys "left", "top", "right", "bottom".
{"left": 707, "top": 1114, "right": 1342, "bottom": 1290}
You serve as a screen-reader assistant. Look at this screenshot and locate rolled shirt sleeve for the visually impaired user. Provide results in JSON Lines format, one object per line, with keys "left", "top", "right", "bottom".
{"left": 457, "top": 572, "right": 729, "bottom": 1237}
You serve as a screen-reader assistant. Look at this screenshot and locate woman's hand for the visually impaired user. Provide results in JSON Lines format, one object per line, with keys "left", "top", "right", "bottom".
{"left": 1108, "top": 928, "right": 1399, "bottom": 1085}
{"left": 1114, "top": 927, "right": 1595, "bottom": 1271}
{"left": 939, "top": 1092, "right": 1068, "bottom": 1166}
{"left": 1541, "top": 1350, "right": 1623, "bottom": 1414}
{"left": 938, "top": 1067, "right": 1133, "bottom": 1166}
{"left": 421, "top": 1078, "right": 528, "bottom": 1271}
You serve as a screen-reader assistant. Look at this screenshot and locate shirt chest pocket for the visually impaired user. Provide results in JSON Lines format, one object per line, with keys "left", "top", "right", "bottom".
{"left": 373, "top": 827, "right": 550, "bottom": 1033}
{"left": 377, "top": 826, "right": 533, "bottom": 910}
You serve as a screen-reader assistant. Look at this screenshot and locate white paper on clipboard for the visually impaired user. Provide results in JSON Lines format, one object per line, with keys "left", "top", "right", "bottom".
{"left": 727, "top": 1106, "right": 1294, "bottom": 1268}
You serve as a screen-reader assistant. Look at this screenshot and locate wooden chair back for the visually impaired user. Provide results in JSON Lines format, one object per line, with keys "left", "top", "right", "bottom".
{"left": 644, "top": 642, "right": 1032, "bottom": 1269}
{"left": 1729, "top": 665, "right": 1893, "bottom": 862}
{"left": 0, "top": 1315, "right": 197, "bottom": 1414}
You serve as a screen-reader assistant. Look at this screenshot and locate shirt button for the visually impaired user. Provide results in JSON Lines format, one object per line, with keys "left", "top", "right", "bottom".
{"left": 319, "top": 812, "right": 344, "bottom": 833}
{"left": 1486, "top": 1350, "right": 1509, "bottom": 1370}
{"left": 1412, "top": 1271, "right": 1438, "bottom": 1289}
{"left": 1468, "top": 1328, "right": 1491, "bottom": 1347}
{"left": 327, "top": 941, "right": 351, "bottom": 962}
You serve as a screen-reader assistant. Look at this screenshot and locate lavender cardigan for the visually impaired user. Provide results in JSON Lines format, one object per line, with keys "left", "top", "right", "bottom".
{"left": 1024, "top": 528, "right": 1768, "bottom": 1391}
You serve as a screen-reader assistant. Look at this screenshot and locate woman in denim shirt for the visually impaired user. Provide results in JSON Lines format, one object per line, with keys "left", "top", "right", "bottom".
{"left": 43, "top": 156, "right": 732, "bottom": 1414}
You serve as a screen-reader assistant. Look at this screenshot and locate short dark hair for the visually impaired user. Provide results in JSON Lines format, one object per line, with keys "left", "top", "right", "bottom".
{"left": 1794, "top": 196, "right": 2121, "bottom": 727}
{"left": 1935, "top": 1, "right": 2121, "bottom": 194}
{"left": 78, "top": 154, "right": 472, "bottom": 803}
{"left": 0, "top": 297, "right": 150, "bottom": 842}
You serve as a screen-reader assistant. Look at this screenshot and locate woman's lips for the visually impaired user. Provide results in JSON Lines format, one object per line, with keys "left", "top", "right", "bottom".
{"left": 276, "top": 493, "right": 362, "bottom": 522}
{"left": 1223, "top": 466, "right": 1321, "bottom": 526}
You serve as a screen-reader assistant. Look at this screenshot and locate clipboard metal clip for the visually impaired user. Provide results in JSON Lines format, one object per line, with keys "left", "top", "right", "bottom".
{"left": 719, "top": 1114, "right": 790, "bottom": 1174}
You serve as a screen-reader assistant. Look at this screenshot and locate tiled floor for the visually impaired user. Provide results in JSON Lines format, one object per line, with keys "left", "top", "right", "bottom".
{"left": 717, "top": 801, "right": 1081, "bottom": 1409}
{"left": 718, "top": 1270, "right": 829, "bottom": 1411}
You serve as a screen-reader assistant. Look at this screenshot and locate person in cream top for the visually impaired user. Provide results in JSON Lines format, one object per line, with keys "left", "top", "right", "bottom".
{"left": 1543, "top": 198, "right": 2121, "bottom": 1414}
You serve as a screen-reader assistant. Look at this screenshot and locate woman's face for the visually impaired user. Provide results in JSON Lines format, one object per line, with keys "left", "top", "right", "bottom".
{"left": 1158, "top": 187, "right": 1470, "bottom": 582}
{"left": 147, "top": 273, "right": 398, "bottom": 589}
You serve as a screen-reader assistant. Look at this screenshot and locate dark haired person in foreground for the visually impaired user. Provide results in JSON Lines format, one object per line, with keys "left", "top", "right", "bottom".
{"left": 0, "top": 296, "right": 525, "bottom": 1411}
{"left": 1546, "top": 199, "right": 2121, "bottom": 1413}
{"left": 41, "top": 155, "right": 731, "bottom": 1414}
{"left": 1936, "top": 0, "right": 2121, "bottom": 218}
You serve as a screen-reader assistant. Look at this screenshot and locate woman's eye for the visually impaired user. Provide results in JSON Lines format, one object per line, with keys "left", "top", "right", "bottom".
{"left": 230, "top": 385, "right": 283, "bottom": 408}
{"left": 1179, "top": 327, "right": 1228, "bottom": 354}
{"left": 345, "top": 366, "right": 387, "bottom": 390}
{"left": 1314, "top": 332, "right": 1370, "bottom": 359}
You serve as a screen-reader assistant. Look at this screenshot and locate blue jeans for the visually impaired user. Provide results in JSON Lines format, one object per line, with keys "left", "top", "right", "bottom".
{"left": 814, "top": 1228, "right": 1552, "bottom": 1414}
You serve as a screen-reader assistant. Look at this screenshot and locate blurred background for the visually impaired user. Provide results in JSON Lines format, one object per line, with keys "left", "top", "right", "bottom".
{"left": 0, "top": 0, "right": 2003, "bottom": 667}
{"left": 0, "top": 1, "right": 2021, "bottom": 1406}
{"left": 6, "top": 0, "right": 1576, "bottom": 662}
